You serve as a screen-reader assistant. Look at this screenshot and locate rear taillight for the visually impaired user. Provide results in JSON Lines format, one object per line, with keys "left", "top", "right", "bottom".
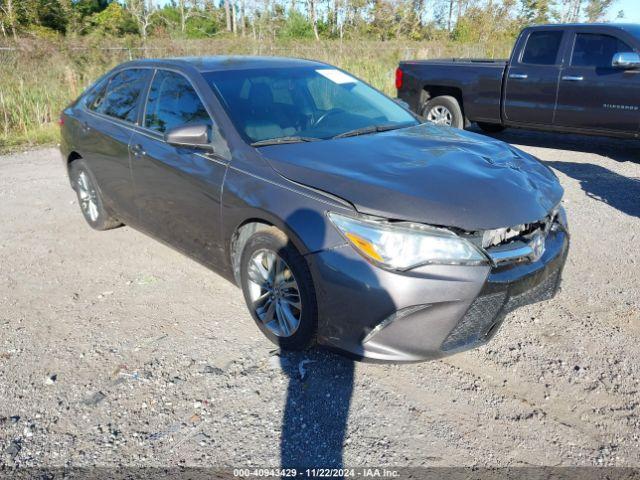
{"left": 58, "top": 116, "right": 64, "bottom": 126}
{"left": 395, "top": 67, "right": 404, "bottom": 89}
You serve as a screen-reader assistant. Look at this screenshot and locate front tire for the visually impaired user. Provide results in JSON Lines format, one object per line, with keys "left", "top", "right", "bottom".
{"left": 422, "top": 95, "right": 465, "bottom": 129}
{"left": 69, "top": 159, "right": 122, "bottom": 231}
{"left": 240, "top": 227, "right": 317, "bottom": 350}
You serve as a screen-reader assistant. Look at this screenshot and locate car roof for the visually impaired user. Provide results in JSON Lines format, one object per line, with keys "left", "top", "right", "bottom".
{"left": 121, "top": 56, "right": 328, "bottom": 73}
{"left": 527, "top": 23, "right": 640, "bottom": 32}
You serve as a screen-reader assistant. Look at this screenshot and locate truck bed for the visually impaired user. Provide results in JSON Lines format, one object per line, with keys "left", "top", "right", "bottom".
{"left": 400, "top": 58, "right": 508, "bottom": 66}
{"left": 397, "top": 59, "right": 507, "bottom": 123}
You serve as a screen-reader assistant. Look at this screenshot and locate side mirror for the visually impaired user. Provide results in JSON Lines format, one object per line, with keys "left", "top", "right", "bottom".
{"left": 164, "top": 124, "right": 211, "bottom": 149}
{"left": 394, "top": 98, "right": 410, "bottom": 110}
{"left": 612, "top": 52, "right": 640, "bottom": 69}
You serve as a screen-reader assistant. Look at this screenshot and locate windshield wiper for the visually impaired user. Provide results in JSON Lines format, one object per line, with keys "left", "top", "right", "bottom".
{"left": 251, "top": 136, "right": 321, "bottom": 147}
{"left": 332, "top": 123, "right": 409, "bottom": 139}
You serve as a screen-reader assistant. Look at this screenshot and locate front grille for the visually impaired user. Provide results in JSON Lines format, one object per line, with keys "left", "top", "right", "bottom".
{"left": 440, "top": 261, "right": 563, "bottom": 353}
{"left": 440, "top": 292, "right": 507, "bottom": 352}
{"left": 504, "top": 266, "right": 562, "bottom": 313}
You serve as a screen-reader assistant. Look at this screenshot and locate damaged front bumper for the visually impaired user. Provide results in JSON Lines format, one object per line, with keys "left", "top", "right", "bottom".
{"left": 306, "top": 216, "right": 569, "bottom": 363}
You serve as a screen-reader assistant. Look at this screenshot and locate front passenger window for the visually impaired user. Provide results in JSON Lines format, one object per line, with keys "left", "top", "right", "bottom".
{"left": 571, "top": 33, "right": 634, "bottom": 68}
{"left": 144, "top": 70, "right": 212, "bottom": 133}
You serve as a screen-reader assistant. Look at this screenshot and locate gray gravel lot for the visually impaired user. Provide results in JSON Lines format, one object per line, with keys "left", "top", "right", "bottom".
{"left": 1, "top": 129, "right": 639, "bottom": 470}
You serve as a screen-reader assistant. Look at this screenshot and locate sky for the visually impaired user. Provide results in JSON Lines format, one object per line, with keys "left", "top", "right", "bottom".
{"left": 609, "top": 0, "right": 640, "bottom": 22}
{"left": 155, "top": 0, "right": 640, "bottom": 24}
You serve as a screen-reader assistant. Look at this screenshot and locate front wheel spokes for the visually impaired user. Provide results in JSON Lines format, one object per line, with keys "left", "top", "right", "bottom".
{"left": 248, "top": 253, "right": 271, "bottom": 286}
{"left": 277, "top": 301, "right": 298, "bottom": 334}
{"left": 247, "top": 249, "right": 302, "bottom": 337}
{"left": 280, "top": 292, "right": 301, "bottom": 310}
{"left": 259, "top": 297, "right": 276, "bottom": 324}
{"left": 274, "top": 301, "right": 290, "bottom": 336}
{"left": 252, "top": 290, "right": 271, "bottom": 310}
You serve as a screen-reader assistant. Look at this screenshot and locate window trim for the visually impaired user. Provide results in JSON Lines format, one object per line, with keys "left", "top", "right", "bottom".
{"left": 135, "top": 66, "right": 231, "bottom": 163}
{"left": 141, "top": 68, "right": 216, "bottom": 136}
{"left": 519, "top": 30, "right": 565, "bottom": 66}
{"left": 84, "top": 74, "right": 110, "bottom": 111}
{"left": 568, "top": 32, "right": 636, "bottom": 68}
{"left": 81, "top": 65, "right": 231, "bottom": 163}
{"left": 85, "top": 67, "right": 151, "bottom": 125}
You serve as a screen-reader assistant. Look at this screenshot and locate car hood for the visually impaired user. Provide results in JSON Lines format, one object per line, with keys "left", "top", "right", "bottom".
{"left": 258, "top": 123, "right": 563, "bottom": 231}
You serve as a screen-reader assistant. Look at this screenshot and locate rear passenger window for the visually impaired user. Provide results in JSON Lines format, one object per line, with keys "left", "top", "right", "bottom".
{"left": 521, "top": 31, "right": 564, "bottom": 65}
{"left": 144, "top": 70, "right": 211, "bottom": 133}
{"left": 571, "top": 33, "right": 634, "bottom": 68}
{"left": 84, "top": 77, "right": 109, "bottom": 110}
{"left": 93, "top": 69, "right": 148, "bottom": 123}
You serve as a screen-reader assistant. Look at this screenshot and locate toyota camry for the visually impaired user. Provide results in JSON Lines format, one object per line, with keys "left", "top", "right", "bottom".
{"left": 60, "top": 56, "right": 569, "bottom": 362}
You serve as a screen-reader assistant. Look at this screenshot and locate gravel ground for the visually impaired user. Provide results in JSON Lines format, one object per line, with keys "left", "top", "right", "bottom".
{"left": 1, "top": 129, "right": 639, "bottom": 470}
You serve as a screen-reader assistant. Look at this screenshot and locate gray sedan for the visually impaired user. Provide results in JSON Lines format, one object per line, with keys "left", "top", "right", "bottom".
{"left": 59, "top": 56, "right": 569, "bottom": 362}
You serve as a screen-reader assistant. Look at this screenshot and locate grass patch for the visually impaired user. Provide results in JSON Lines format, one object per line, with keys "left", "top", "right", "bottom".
{"left": 0, "top": 37, "right": 512, "bottom": 151}
{"left": 0, "top": 124, "right": 59, "bottom": 154}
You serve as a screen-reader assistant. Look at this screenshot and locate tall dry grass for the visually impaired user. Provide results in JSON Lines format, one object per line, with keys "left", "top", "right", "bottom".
{"left": 0, "top": 37, "right": 512, "bottom": 151}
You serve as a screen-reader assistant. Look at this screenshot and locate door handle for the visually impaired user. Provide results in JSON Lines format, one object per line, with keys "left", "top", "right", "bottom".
{"left": 81, "top": 121, "right": 91, "bottom": 133}
{"left": 561, "top": 75, "right": 584, "bottom": 81}
{"left": 130, "top": 144, "right": 145, "bottom": 157}
{"left": 509, "top": 73, "right": 529, "bottom": 80}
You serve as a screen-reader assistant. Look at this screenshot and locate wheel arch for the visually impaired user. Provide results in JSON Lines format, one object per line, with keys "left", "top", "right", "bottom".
{"left": 421, "top": 86, "right": 469, "bottom": 127}
{"left": 67, "top": 151, "right": 82, "bottom": 173}
{"left": 67, "top": 151, "right": 82, "bottom": 163}
{"left": 228, "top": 215, "right": 311, "bottom": 286}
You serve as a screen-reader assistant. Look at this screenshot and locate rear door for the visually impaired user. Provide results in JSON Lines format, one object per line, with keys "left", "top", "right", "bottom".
{"left": 503, "top": 29, "right": 566, "bottom": 125}
{"left": 129, "top": 69, "right": 231, "bottom": 267}
{"left": 554, "top": 29, "right": 640, "bottom": 133}
{"left": 78, "top": 68, "right": 150, "bottom": 222}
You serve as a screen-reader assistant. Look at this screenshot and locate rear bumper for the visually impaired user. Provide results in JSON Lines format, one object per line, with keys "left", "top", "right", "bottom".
{"left": 307, "top": 226, "right": 568, "bottom": 363}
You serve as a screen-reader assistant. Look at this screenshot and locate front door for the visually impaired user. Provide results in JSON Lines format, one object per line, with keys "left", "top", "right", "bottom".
{"left": 130, "top": 69, "right": 230, "bottom": 267}
{"left": 503, "top": 29, "right": 565, "bottom": 125}
{"left": 554, "top": 31, "right": 640, "bottom": 134}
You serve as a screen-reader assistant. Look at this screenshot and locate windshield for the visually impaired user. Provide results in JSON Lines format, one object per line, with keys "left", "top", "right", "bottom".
{"left": 204, "top": 66, "right": 418, "bottom": 144}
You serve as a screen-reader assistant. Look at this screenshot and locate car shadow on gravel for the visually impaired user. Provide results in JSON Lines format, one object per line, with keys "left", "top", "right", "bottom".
{"left": 471, "top": 126, "right": 640, "bottom": 164}
{"left": 278, "top": 350, "right": 355, "bottom": 471}
{"left": 274, "top": 208, "right": 396, "bottom": 471}
{"left": 545, "top": 160, "right": 640, "bottom": 218}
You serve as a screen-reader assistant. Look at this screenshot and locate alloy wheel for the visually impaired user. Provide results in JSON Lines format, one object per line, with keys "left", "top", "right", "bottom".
{"left": 246, "top": 249, "right": 302, "bottom": 337}
{"left": 426, "top": 106, "right": 453, "bottom": 126}
{"left": 77, "top": 171, "right": 99, "bottom": 222}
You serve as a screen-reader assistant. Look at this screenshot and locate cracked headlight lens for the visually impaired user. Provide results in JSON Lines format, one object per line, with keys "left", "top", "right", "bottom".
{"left": 328, "top": 212, "right": 488, "bottom": 271}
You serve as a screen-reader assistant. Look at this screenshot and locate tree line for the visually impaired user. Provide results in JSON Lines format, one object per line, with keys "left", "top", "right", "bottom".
{"left": 0, "top": 0, "right": 622, "bottom": 42}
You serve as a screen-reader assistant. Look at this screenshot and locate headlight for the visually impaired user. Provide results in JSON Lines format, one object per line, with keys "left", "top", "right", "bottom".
{"left": 327, "top": 212, "right": 488, "bottom": 271}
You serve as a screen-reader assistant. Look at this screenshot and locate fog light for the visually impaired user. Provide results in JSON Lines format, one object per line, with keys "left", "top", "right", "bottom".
{"left": 362, "top": 304, "right": 429, "bottom": 344}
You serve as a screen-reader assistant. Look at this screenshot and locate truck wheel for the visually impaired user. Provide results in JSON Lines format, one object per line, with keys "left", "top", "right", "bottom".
{"left": 477, "top": 122, "right": 506, "bottom": 134}
{"left": 422, "top": 95, "right": 465, "bottom": 129}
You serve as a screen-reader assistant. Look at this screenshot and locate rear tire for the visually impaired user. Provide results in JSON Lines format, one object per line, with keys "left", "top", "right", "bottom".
{"left": 69, "top": 159, "right": 122, "bottom": 231}
{"left": 477, "top": 122, "right": 506, "bottom": 134}
{"left": 422, "top": 95, "right": 465, "bottom": 129}
{"left": 240, "top": 227, "right": 317, "bottom": 351}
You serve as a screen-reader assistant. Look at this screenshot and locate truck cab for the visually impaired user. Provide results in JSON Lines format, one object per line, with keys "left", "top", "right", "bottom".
{"left": 397, "top": 24, "right": 640, "bottom": 139}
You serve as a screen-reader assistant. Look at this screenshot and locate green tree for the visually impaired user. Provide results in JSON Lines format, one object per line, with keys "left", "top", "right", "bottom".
{"left": 520, "top": 0, "right": 551, "bottom": 24}
{"left": 17, "top": 0, "right": 70, "bottom": 34}
{"left": 0, "top": 0, "right": 19, "bottom": 39}
{"left": 278, "top": 10, "right": 314, "bottom": 38}
{"left": 90, "top": 2, "right": 138, "bottom": 36}
{"left": 585, "top": 0, "right": 614, "bottom": 22}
